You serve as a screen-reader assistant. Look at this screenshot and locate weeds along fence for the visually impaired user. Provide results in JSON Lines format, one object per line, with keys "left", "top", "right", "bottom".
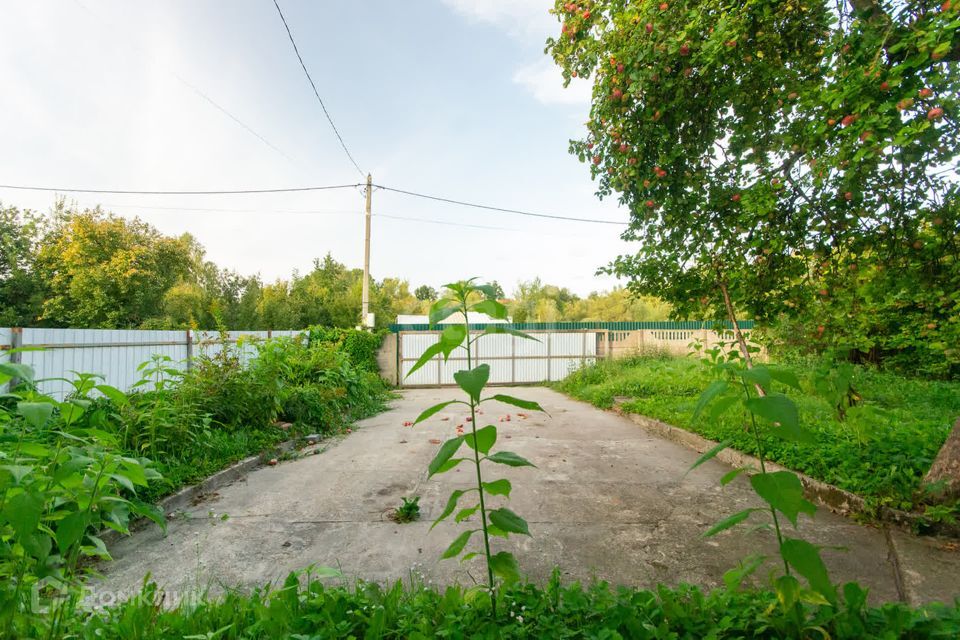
{"left": 1, "top": 328, "right": 301, "bottom": 399}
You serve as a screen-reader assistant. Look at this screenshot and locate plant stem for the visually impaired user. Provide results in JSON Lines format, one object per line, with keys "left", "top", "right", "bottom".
{"left": 462, "top": 299, "right": 496, "bottom": 617}
{"left": 740, "top": 377, "right": 790, "bottom": 576}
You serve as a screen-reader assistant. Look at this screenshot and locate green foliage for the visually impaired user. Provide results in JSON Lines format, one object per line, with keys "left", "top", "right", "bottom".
{"left": 407, "top": 279, "right": 545, "bottom": 616}
{"left": 307, "top": 326, "right": 385, "bottom": 373}
{"left": 391, "top": 496, "right": 421, "bottom": 524}
{"left": 57, "top": 570, "right": 960, "bottom": 638}
{"left": 0, "top": 325, "right": 391, "bottom": 636}
{"left": 548, "top": 0, "right": 960, "bottom": 377}
{"left": 0, "top": 363, "right": 163, "bottom": 638}
{"left": 557, "top": 354, "right": 960, "bottom": 513}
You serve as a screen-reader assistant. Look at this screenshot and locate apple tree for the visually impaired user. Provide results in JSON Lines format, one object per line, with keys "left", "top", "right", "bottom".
{"left": 548, "top": 0, "right": 959, "bottom": 497}
{"left": 547, "top": 0, "right": 958, "bottom": 370}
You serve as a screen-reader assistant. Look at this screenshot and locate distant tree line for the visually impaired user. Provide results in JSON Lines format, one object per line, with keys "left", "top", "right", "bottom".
{"left": 0, "top": 203, "right": 669, "bottom": 330}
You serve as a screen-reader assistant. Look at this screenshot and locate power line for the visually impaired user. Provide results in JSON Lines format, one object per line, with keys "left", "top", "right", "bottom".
{"left": 375, "top": 213, "right": 520, "bottom": 232}
{"left": 173, "top": 74, "right": 295, "bottom": 164}
{"left": 0, "top": 182, "right": 628, "bottom": 226}
{"left": 375, "top": 184, "right": 628, "bottom": 225}
{"left": 271, "top": 0, "right": 365, "bottom": 177}
{"left": 72, "top": 0, "right": 295, "bottom": 165}
{"left": 0, "top": 183, "right": 361, "bottom": 196}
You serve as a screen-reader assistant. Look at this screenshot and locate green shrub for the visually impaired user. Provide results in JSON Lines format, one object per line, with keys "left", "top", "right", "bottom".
{"left": 307, "top": 326, "right": 385, "bottom": 373}
{"left": 557, "top": 355, "right": 960, "bottom": 513}
{"left": 67, "top": 571, "right": 960, "bottom": 639}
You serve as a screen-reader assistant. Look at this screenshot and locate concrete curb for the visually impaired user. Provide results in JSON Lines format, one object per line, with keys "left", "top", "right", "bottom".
{"left": 623, "top": 411, "right": 959, "bottom": 537}
{"left": 102, "top": 439, "right": 299, "bottom": 546}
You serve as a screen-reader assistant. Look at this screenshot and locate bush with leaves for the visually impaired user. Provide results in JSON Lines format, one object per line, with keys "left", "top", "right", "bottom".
{"left": 0, "top": 358, "right": 164, "bottom": 638}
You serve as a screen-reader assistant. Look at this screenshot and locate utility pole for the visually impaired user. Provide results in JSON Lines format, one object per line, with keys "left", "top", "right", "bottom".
{"left": 361, "top": 173, "right": 373, "bottom": 329}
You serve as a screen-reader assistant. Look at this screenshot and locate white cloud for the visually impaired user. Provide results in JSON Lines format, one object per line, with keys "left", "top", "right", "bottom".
{"left": 439, "top": 0, "right": 556, "bottom": 38}
{"left": 513, "top": 56, "right": 591, "bottom": 106}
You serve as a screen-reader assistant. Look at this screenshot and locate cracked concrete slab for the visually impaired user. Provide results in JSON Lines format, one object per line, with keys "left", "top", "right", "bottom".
{"left": 89, "top": 387, "right": 957, "bottom": 606}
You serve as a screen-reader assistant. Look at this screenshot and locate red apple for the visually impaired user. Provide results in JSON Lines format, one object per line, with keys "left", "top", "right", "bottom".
{"left": 928, "top": 107, "right": 944, "bottom": 120}
{"left": 659, "top": 2, "right": 669, "bottom": 10}
{"left": 840, "top": 114, "right": 858, "bottom": 126}
{"left": 731, "top": 193, "right": 741, "bottom": 202}
{"left": 645, "top": 199, "right": 656, "bottom": 208}
{"left": 679, "top": 43, "right": 690, "bottom": 56}
{"left": 592, "top": 155, "right": 601, "bottom": 165}
{"left": 880, "top": 81, "right": 890, "bottom": 91}
{"left": 919, "top": 87, "right": 933, "bottom": 98}
{"left": 645, "top": 22, "right": 653, "bottom": 33}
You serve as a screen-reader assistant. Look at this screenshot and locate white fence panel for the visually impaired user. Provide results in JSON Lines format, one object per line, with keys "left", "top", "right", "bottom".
{"left": 399, "top": 330, "right": 599, "bottom": 387}
{"left": 3, "top": 328, "right": 306, "bottom": 399}
{"left": 18, "top": 329, "right": 188, "bottom": 399}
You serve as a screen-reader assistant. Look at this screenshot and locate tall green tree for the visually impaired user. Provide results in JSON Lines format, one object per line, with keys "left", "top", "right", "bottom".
{"left": 0, "top": 205, "right": 44, "bottom": 325}
{"left": 35, "top": 206, "right": 194, "bottom": 328}
{"left": 548, "top": 0, "right": 959, "bottom": 373}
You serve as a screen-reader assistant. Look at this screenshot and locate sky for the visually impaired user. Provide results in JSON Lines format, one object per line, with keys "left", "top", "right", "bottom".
{"left": 0, "top": 0, "right": 634, "bottom": 297}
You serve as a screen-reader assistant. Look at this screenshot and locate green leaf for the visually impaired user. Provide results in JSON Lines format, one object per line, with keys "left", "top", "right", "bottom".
{"left": 17, "top": 402, "right": 54, "bottom": 429}
{"left": 775, "top": 575, "right": 802, "bottom": 611}
{"left": 745, "top": 394, "right": 814, "bottom": 443}
{"left": 708, "top": 395, "right": 740, "bottom": 419}
{"left": 439, "top": 325, "right": 467, "bottom": 359}
{"left": 5, "top": 491, "right": 44, "bottom": 539}
{"left": 469, "top": 299, "right": 508, "bottom": 320}
{"left": 429, "top": 299, "right": 459, "bottom": 326}
{"left": 693, "top": 381, "right": 728, "bottom": 421}
{"left": 432, "top": 489, "right": 467, "bottom": 530}
{"left": 110, "top": 473, "right": 137, "bottom": 494}
{"left": 482, "top": 478, "right": 512, "bottom": 497}
{"left": 487, "top": 394, "right": 546, "bottom": 413}
{"left": 1, "top": 465, "right": 35, "bottom": 484}
{"left": 474, "top": 283, "right": 499, "bottom": 299}
{"left": 742, "top": 366, "right": 772, "bottom": 388}
{"left": 428, "top": 437, "right": 464, "bottom": 477}
{"left": 480, "top": 325, "right": 540, "bottom": 342}
{"left": 488, "top": 508, "right": 530, "bottom": 536}
{"left": 454, "top": 505, "right": 479, "bottom": 523}
{"left": 441, "top": 529, "right": 474, "bottom": 559}
{"left": 750, "top": 471, "right": 816, "bottom": 527}
{"left": 59, "top": 402, "right": 86, "bottom": 427}
{"left": 96, "top": 384, "right": 129, "bottom": 406}
{"left": 454, "top": 364, "right": 490, "bottom": 403}
{"left": 781, "top": 538, "right": 836, "bottom": 604}
{"left": 0, "top": 362, "right": 34, "bottom": 383}
{"left": 414, "top": 400, "right": 461, "bottom": 425}
{"left": 720, "top": 467, "right": 748, "bottom": 486}
{"left": 489, "top": 551, "right": 520, "bottom": 583}
{"left": 768, "top": 367, "right": 802, "bottom": 391}
{"left": 56, "top": 511, "right": 90, "bottom": 551}
{"left": 405, "top": 343, "right": 444, "bottom": 378}
{"left": 433, "top": 458, "right": 469, "bottom": 474}
{"left": 686, "top": 439, "right": 732, "bottom": 476}
{"left": 464, "top": 425, "right": 497, "bottom": 454}
{"left": 704, "top": 508, "right": 757, "bottom": 537}
{"left": 485, "top": 451, "right": 535, "bottom": 468}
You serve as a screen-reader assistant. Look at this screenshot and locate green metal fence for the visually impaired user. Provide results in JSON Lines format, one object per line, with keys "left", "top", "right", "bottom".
{"left": 389, "top": 320, "right": 755, "bottom": 332}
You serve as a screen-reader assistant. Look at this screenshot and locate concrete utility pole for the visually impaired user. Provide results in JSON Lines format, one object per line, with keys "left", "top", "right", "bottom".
{"left": 361, "top": 173, "right": 373, "bottom": 329}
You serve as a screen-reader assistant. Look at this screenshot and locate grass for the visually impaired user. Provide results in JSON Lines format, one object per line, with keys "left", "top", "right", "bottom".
{"left": 59, "top": 571, "right": 960, "bottom": 639}
{"left": 555, "top": 354, "right": 960, "bottom": 513}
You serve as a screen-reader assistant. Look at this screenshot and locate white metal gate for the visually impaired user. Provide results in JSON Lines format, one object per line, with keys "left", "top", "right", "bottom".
{"left": 398, "top": 330, "right": 600, "bottom": 387}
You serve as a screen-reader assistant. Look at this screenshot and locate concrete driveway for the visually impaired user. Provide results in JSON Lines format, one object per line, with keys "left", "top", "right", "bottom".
{"left": 90, "top": 387, "right": 959, "bottom": 606}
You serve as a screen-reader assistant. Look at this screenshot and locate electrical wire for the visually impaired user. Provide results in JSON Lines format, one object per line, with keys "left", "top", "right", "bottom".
{"left": 72, "top": 0, "right": 295, "bottom": 165}
{"left": 374, "top": 184, "right": 628, "bottom": 225}
{"left": 0, "top": 183, "right": 361, "bottom": 196}
{"left": 271, "top": 0, "right": 365, "bottom": 177}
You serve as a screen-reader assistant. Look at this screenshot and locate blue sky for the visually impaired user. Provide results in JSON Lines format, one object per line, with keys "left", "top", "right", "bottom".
{"left": 0, "top": 0, "right": 632, "bottom": 296}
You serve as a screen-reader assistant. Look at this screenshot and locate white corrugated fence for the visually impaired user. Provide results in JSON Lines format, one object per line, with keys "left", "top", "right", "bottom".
{"left": 1, "top": 328, "right": 301, "bottom": 399}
